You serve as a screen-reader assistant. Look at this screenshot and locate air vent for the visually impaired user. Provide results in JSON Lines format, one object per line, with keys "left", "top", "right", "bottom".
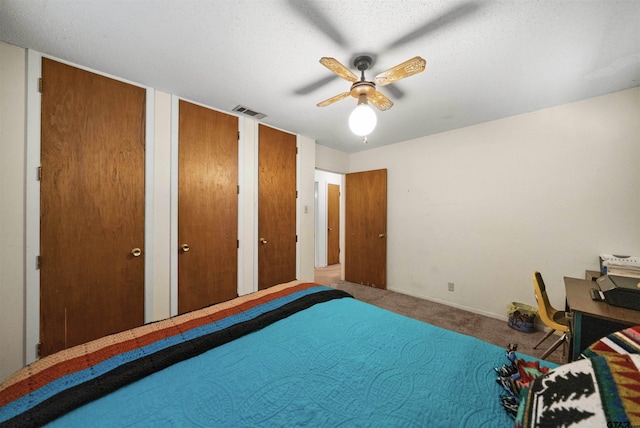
{"left": 232, "top": 105, "right": 267, "bottom": 120}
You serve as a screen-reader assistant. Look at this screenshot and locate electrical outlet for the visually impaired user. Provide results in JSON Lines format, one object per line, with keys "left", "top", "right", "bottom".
{"left": 448, "top": 282, "right": 454, "bottom": 292}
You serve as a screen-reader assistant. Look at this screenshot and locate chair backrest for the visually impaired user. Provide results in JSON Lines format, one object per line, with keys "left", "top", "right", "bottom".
{"left": 533, "top": 271, "right": 568, "bottom": 331}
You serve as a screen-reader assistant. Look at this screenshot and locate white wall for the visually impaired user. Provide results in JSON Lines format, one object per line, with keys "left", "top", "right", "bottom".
{"left": 0, "top": 41, "right": 26, "bottom": 383}
{"left": 297, "top": 134, "right": 317, "bottom": 283}
{"left": 350, "top": 88, "right": 640, "bottom": 320}
{"left": 152, "top": 90, "right": 172, "bottom": 321}
{"left": 315, "top": 144, "right": 349, "bottom": 174}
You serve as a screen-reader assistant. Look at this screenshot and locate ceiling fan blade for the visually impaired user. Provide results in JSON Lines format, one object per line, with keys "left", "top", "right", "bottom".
{"left": 368, "top": 91, "right": 394, "bottom": 111}
{"left": 317, "top": 91, "right": 351, "bottom": 107}
{"left": 385, "top": 2, "right": 480, "bottom": 51}
{"left": 384, "top": 84, "right": 405, "bottom": 100}
{"left": 285, "top": 0, "right": 349, "bottom": 48}
{"left": 294, "top": 74, "right": 339, "bottom": 95}
{"left": 320, "top": 57, "right": 358, "bottom": 83}
{"left": 374, "top": 56, "right": 426, "bottom": 86}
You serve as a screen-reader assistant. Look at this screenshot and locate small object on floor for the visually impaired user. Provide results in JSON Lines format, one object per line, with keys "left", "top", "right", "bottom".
{"left": 507, "top": 302, "right": 537, "bottom": 333}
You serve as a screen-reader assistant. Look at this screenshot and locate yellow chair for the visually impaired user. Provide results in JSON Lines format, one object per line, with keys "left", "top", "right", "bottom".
{"left": 532, "top": 271, "right": 571, "bottom": 360}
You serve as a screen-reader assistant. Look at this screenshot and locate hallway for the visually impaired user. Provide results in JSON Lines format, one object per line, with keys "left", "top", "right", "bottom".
{"left": 313, "top": 264, "right": 341, "bottom": 285}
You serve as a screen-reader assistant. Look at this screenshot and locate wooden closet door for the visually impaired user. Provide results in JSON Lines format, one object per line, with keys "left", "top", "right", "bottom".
{"left": 40, "top": 58, "right": 146, "bottom": 357}
{"left": 345, "top": 169, "right": 387, "bottom": 289}
{"left": 258, "top": 124, "right": 297, "bottom": 290}
{"left": 178, "top": 100, "right": 238, "bottom": 313}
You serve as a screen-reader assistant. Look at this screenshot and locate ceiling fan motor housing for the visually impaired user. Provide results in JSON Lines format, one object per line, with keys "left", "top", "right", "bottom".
{"left": 350, "top": 81, "right": 375, "bottom": 99}
{"left": 351, "top": 55, "right": 375, "bottom": 99}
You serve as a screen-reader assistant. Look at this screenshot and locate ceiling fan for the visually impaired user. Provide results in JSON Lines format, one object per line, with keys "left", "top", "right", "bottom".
{"left": 317, "top": 55, "right": 426, "bottom": 136}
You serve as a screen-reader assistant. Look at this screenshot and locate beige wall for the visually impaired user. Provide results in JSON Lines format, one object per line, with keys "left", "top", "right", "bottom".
{"left": 350, "top": 88, "right": 640, "bottom": 320}
{"left": 151, "top": 90, "right": 172, "bottom": 321}
{"left": 297, "top": 134, "right": 317, "bottom": 283}
{"left": 315, "top": 143, "right": 349, "bottom": 174}
{"left": 0, "top": 41, "right": 26, "bottom": 382}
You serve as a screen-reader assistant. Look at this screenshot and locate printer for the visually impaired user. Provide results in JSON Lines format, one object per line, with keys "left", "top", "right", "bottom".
{"left": 594, "top": 275, "right": 640, "bottom": 311}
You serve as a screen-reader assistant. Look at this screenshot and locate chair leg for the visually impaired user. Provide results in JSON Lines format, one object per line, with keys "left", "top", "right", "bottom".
{"left": 534, "top": 328, "right": 557, "bottom": 349}
{"left": 541, "top": 332, "right": 567, "bottom": 360}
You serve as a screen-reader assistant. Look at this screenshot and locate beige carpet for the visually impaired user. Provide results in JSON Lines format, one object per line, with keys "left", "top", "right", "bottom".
{"left": 314, "top": 266, "right": 564, "bottom": 365}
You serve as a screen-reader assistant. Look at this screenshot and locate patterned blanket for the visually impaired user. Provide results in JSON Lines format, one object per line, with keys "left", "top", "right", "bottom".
{"left": 516, "top": 354, "right": 640, "bottom": 427}
{"left": 582, "top": 325, "right": 640, "bottom": 358}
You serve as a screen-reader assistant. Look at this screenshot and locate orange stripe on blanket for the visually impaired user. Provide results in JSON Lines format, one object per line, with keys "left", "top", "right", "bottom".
{"left": 0, "top": 282, "right": 318, "bottom": 407}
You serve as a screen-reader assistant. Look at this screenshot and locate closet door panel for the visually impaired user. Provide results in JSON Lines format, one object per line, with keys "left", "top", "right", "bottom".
{"left": 40, "top": 58, "right": 146, "bottom": 356}
{"left": 257, "top": 124, "right": 297, "bottom": 290}
{"left": 178, "top": 100, "right": 238, "bottom": 313}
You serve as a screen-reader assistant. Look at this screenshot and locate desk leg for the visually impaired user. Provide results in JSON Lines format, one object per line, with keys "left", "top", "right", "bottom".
{"left": 572, "top": 312, "right": 582, "bottom": 362}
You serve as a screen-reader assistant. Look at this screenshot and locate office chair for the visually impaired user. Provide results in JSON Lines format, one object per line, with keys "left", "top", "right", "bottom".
{"left": 532, "top": 271, "right": 571, "bottom": 360}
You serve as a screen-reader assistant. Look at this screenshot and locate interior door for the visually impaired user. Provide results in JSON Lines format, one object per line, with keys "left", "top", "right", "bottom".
{"left": 40, "top": 58, "right": 146, "bottom": 357}
{"left": 345, "top": 169, "right": 387, "bottom": 288}
{"left": 327, "top": 183, "right": 340, "bottom": 265}
{"left": 258, "top": 124, "right": 297, "bottom": 290}
{"left": 178, "top": 100, "right": 239, "bottom": 313}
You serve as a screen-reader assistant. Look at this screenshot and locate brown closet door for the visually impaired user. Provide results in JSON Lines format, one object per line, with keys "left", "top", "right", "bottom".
{"left": 40, "top": 58, "right": 146, "bottom": 357}
{"left": 327, "top": 183, "right": 340, "bottom": 265}
{"left": 345, "top": 169, "right": 387, "bottom": 289}
{"left": 258, "top": 124, "right": 297, "bottom": 290}
{"left": 178, "top": 100, "right": 238, "bottom": 313}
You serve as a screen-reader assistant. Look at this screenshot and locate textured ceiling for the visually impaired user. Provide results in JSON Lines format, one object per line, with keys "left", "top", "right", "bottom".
{"left": 1, "top": 0, "right": 639, "bottom": 154}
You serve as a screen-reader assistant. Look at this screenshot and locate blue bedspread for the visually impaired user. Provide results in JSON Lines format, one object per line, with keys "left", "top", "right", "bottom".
{"left": 46, "top": 294, "right": 519, "bottom": 427}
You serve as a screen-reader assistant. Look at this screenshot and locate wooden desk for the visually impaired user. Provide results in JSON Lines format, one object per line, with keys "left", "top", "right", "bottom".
{"left": 564, "top": 276, "right": 640, "bottom": 361}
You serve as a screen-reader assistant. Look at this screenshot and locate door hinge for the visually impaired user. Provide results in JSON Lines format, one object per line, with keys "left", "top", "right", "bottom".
{"left": 37, "top": 166, "right": 42, "bottom": 181}
{"left": 36, "top": 255, "right": 41, "bottom": 270}
{"left": 296, "top": 190, "right": 298, "bottom": 198}
{"left": 238, "top": 131, "right": 240, "bottom": 140}
{"left": 38, "top": 78, "right": 43, "bottom": 93}
{"left": 296, "top": 235, "right": 298, "bottom": 243}
{"left": 237, "top": 185, "right": 240, "bottom": 194}
{"left": 37, "top": 343, "right": 41, "bottom": 358}
{"left": 237, "top": 239, "right": 240, "bottom": 249}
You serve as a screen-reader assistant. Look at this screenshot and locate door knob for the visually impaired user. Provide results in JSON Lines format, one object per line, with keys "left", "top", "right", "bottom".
{"left": 260, "top": 238, "right": 268, "bottom": 245}
{"left": 379, "top": 234, "right": 385, "bottom": 238}
{"left": 181, "top": 244, "right": 190, "bottom": 253}
{"left": 131, "top": 248, "right": 142, "bottom": 257}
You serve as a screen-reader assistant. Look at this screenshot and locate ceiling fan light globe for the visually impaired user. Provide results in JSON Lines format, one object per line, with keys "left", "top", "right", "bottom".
{"left": 349, "top": 103, "right": 377, "bottom": 136}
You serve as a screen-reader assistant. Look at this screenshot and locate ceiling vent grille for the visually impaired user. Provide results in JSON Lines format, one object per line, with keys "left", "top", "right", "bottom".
{"left": 232, "top": 105, "right": 267, "bottom": 120}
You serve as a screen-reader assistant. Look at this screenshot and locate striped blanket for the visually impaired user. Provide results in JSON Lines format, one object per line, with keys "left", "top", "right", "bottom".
{"left": 582, "top": 325, "right": 640, "bottom": 358}
{"left": 0, "top": 282, "right": 348, "bottom": 427}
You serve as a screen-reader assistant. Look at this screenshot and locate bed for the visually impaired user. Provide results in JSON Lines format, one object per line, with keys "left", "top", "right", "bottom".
{"left": 1, "top": 281, "right": 550, "bottom": 427}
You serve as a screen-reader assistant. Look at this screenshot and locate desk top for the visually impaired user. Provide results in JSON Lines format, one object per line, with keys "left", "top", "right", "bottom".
{"left": 564, "top": 276, "right": 640, "bottom": 325}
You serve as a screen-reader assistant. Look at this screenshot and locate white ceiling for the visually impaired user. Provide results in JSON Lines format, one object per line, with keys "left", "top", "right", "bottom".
{"left": 1, "top": 0, "right": 639, "bottom": 154}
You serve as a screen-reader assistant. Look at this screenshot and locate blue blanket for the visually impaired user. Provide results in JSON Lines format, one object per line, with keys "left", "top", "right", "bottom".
{"left": 46, "top": 292, "right": 518, "bottom": 427}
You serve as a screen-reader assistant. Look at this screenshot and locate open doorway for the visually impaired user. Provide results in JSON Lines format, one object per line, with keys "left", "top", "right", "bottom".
{"left": 314, "top": 170, "right": 344, "bottom": 285}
